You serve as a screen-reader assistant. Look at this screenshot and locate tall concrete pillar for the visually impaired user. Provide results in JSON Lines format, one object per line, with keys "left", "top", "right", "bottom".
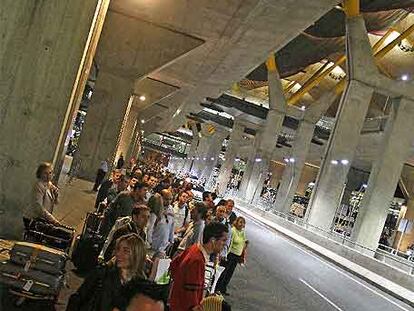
{"left": 192, "top": 136, "right": 212, "bottom": 178}
{"left": 352, "top": 98, "right": 414, "bottom": 249}
{"left": 245, "top": 56, "right": 286, "bottom": 202}
{"left": 274, "top": 91, "right": 336, "bottom": 213}
{"left": 116, "top": 102, "right": 140, "bottom": 162}
{"left": 306, "top": 81, "right": 373, "bottom": 230}
{"left": 217, "top": 120, "right": 245, "bottom": 195}
{"left": 182, "top": 126, "right": 199, "bottom": 174}
{"left": 306, "top": 13, "right": 377, "bottom": 230}
{"left": 0, "top": 1, "right": 103, "bottom": 238}
{"left": 200, "top": 129, "right": 227, "bottom": 183}
{"left": 126, "top": 116, "right": 142, "bottom": 162}
{"left": 274, "top": 120, "right": 315, "bottom": 213}
{"left": 239, "top": 137, "right": 260, "bottom": 196}
{"left": 77, "top": 71, "right": 134, "bottom": 180}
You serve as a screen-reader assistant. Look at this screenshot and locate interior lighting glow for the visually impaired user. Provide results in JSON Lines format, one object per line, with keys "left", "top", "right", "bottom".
{"left": 340, "top": 159, "right": 349, "bottom": 165}
{"left": 301, "top": 106, "right": 306, "bottom": 111}
{"left": 284, "top": 158, "right": 289, "bottom": 163}
{"left": 255, "top": 158, "right": 262, "bottom": 162}
{"left": 383, "top": 30, "right": 401, "bottom": 46}
{"left": 362, "top": 184, "right": 368, "bottom": 188}
{"left": 203, "top": 157, "right": 207, "bottom": 161}
{"left": 289, "top": 157, "right": 295, "bottom": 163}
{"left": 141, "top": 119, "right": 145, "bottom": 124}
{"left": 139, "top": 95, "right": 146, "bottom": 101}
{"left": 211, "top": 157, "right": 215, "bottom": 161}
{"left": 331, "top": 160, "right": 339, "bottom": 165}
{"left": 402, "top": 74, "right": 409, "bottom": 81}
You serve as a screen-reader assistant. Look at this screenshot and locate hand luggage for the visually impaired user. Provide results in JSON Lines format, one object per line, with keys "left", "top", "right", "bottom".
{"left": 10, "top": 242, "right": 67, "bottom": 275}
{"left": 71, "top": 234, "right": 103, "bottom": 272}
{"left": 0, "top": 261, "right": 64, "bottom": 296}
{"left": 25, "top": 218, "right": 75, "bottom": 241}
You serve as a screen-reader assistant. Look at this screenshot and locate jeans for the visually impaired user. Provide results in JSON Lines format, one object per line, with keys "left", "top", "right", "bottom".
{"left": 216, "top": 252, "right": 240, "bottom": 293}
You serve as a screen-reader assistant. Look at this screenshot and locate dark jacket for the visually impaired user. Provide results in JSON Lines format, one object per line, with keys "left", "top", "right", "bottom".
{"left": 99, "top": 192, "right": 136, "bottom": 237}
{"left": 95, "top": 179, "right": 114, "bottom": 209}
{"left": 228, "top": 211, "right": 237, "bottom": 225}
{"left": 66, "top": 262, "right": 127, "bottom": 311}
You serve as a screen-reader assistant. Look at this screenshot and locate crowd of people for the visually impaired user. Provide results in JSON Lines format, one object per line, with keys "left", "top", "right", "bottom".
{"left": 28, "top": 159, "right": 249, "bottom": 311}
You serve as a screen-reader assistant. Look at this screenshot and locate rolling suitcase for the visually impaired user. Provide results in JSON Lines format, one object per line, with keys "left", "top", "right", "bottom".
{"left": 0, "top": 261, "right": 64, "bottom": 296}
{"left": 71, "top": 234, "right": 103, "bottom": 272}
{"left": 24, "top": 230, "right": 72, "bottom": 252}
{"left": 10, "top": 242, "right": 67, "bottom": 275}
{"left": 83, "top": 212, "right": 103, "bottom": 238}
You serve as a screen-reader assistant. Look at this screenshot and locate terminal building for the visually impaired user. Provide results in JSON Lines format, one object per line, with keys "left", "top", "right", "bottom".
{"left": 1, "top": 0, "right": 414, "bottom": 310}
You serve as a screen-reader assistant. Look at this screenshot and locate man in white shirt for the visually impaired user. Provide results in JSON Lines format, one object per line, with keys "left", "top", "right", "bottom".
{"left": 173, "top": 191, "right": 190, "bottom": 235}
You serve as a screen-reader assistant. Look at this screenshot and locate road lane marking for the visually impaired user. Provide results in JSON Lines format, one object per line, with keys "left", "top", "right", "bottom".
{"left": 300, "top": 278, "right": 343, "bottom": 311}
{"left": 240, "top": 211, "right": 412, "bottom": 311}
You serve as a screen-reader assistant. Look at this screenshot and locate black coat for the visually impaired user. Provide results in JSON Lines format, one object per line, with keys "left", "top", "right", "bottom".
{"left": 95, "top": 179, "right": 114, "bottom": 209}
{"left": 66, "top": 262, "right": 127, "bottom": 311}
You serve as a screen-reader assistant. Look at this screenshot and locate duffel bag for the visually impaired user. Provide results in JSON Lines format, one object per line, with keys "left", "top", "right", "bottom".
{"left": 0, "top": 261, "right": 64, "bottom": 296}
{"left": 10, "top": 242, "right": 67, "bottom": 275}
{"left": 71, "top": 235, "right": 103, "bottom": 273}
{"left": 24, "top": 230, "right": 72, "bottom": 252}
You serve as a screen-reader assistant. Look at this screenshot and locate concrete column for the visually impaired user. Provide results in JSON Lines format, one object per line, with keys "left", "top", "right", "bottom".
{"left": 116, "top": 102, "right": 140, "bottom": 162}
{"left": 239, "top": 137, "right": 260, "bottom": 196}
{"left": 274, "top": 120, "right": 315, "bottom": 213}
{"left": 182, "top": 126, "right": 199, "bottom": 174}
{"left": 200, "top": 130, "right": 227, "bottom": 183}
{"left": 126, "top": 117, "right": 142, "bottom": 162}
{"left": 192, "top": 136, "right": 211, "bottom": 178}
{"left": 352, "top": 98, "right": 414, "bottom": 250}
{"left": 245, "top": 57, "right": 287, "bottom": 202}
{"left": 0, "top": 0, "right": 102, "bottom": 238}
{"left": 306, "top": 81, "right": 373, "bottom": 230}
{"left": 217, "top": 120, "right": 245, "bottom": 195}
{"left": 77, "top": 71, "right": 134, "bottom": 180}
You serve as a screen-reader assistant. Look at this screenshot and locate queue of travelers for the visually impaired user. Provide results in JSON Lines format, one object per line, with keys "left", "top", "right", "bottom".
{"left": 28, "top": 159, "right": 249, "bottom": 311}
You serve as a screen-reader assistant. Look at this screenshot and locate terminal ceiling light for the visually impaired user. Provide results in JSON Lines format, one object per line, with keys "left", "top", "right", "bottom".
{"left": 211, "top": 157, "right": 215, "bottom": 161}
{"left": 301, "top": 106, "right": 306, "bottom": 111}
{"left": 331, "top": 160, "right": 339, "bottom": 165}
{"left": 203, "top": 157, "right": 207, "bottom": 161}
{"left": 196, "top": 157, "right": 200, "bottom": 160}
{"left": 255, "top": 158, "right": 262, "bottom": 162}
{"left": 289, "top": 157, "right": 295, "bottom": 163}
{"left": 141, "top": 119, "right": 145, "bottom": 124}
{"left": 401, "top": 74, "right": 409, "bottom": 81}
{"left": 139, "top": 95, "right": 146, "bottom": 101}
{"left": 362, "top": 184, "right": 368, "bottom": 188}
{"left": 340, "top": 159, "right": 349, "bottom": 165}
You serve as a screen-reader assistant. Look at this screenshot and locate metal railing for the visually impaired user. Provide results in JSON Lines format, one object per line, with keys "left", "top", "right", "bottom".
{"left": 232, "top": 195, "right": 414, "bottom": 276}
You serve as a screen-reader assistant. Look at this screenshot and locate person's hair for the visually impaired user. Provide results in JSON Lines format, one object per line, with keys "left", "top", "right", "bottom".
{"left": 194, "top": 202, "right": 208, "bottom": 220}
{"left": 118, "top": 279, "right": 168, "bottom": 311}
{"left": 36, "top": 162, "right": 52, "bottom": 179}
{"left": 114, "top": 233, "right": 146, "bottom": 279}
{"left": 216, "top": 199, "right": 227, "bottom": 207}
{"left": 178, "top": 191, "right": 188, "bottom": 199}
{"left": 133, "top": 182, "right": 148, "bottom": 191}
{"left": 147, "top": 193, "right": 164, "bottom": 217}
{"left": 185, "top": 183, "right": 193, "bottom": 191}
{"left": 234, "top": 216, "right": 245, "bottom": 226}
{"left": 202, "top": 222, "right": 228, "bottom": 244}
{"left": 131, "top": 205, "right": 150, "bottom": 217}
{"left": 226, "top": 199, "right": 234, "bottom": 205}
{"left": 119, "top": 175, "right": 129, "bottom": 183}
{"left": 202, "top": 191, "right": 212, "bottom": 201}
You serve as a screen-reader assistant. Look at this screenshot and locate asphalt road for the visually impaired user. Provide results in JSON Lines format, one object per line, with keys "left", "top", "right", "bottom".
{"left": 226, "top": 209, "right": 414, "bottom": 311}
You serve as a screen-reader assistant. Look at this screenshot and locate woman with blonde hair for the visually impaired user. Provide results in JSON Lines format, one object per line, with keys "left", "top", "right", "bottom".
{"left": 67, "top": 233, "right": 147, "bottom": 311}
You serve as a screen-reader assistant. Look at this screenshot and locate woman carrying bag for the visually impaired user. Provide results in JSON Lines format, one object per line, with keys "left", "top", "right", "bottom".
{"left": 67, "top": 233, "right": 146, "bottom": 311}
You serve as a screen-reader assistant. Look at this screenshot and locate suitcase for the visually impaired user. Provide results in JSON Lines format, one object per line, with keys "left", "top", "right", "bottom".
{"left": 10, "top": 242, "right": 67, "bottom": 275}
{"left": 0, "top": 261, "right": 64, "bottom": 296}
{"left": 82, "top": 212, "right": 103, "bottom": 238}
{"left": 71, "top": 234, "right": 103, "bottom": 272}
{"left": 24, "top": 230, "right": 72, "bottom": 252}
{"left": 25, "top": 218, "right": 75, "bottom": 241}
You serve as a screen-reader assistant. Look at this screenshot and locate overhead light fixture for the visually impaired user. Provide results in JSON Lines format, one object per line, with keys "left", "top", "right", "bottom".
{"left": 340, "top": 159, "right": 349, "bottom": 165}
{"left": 203, "top": 157, "right": 207, "bottom": 161}
{"left": 331, "top": 160, "right": 339, "bottom": 165}
{"left": 211, "top": 157, "right": 215, "bottom": 161}
{"left": 255, "top": 158, "right": 262, "bottom": 162}
{"left": 141, "top": 119, "right": 145, "bottom": 124}
{"left": 289, "top": 157, "right": 295, "bottom": 163}
{"left": 301, "top": 106, "right": 306, "bottom": 111}
{"left": 139, "top": 95, "right": 146, "bottom": 101}
{"left": 362, "top": 184, "right": 368, "bottom": 188}
{"left": 401, "top": 74, "right": 409, "bottom": 81}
